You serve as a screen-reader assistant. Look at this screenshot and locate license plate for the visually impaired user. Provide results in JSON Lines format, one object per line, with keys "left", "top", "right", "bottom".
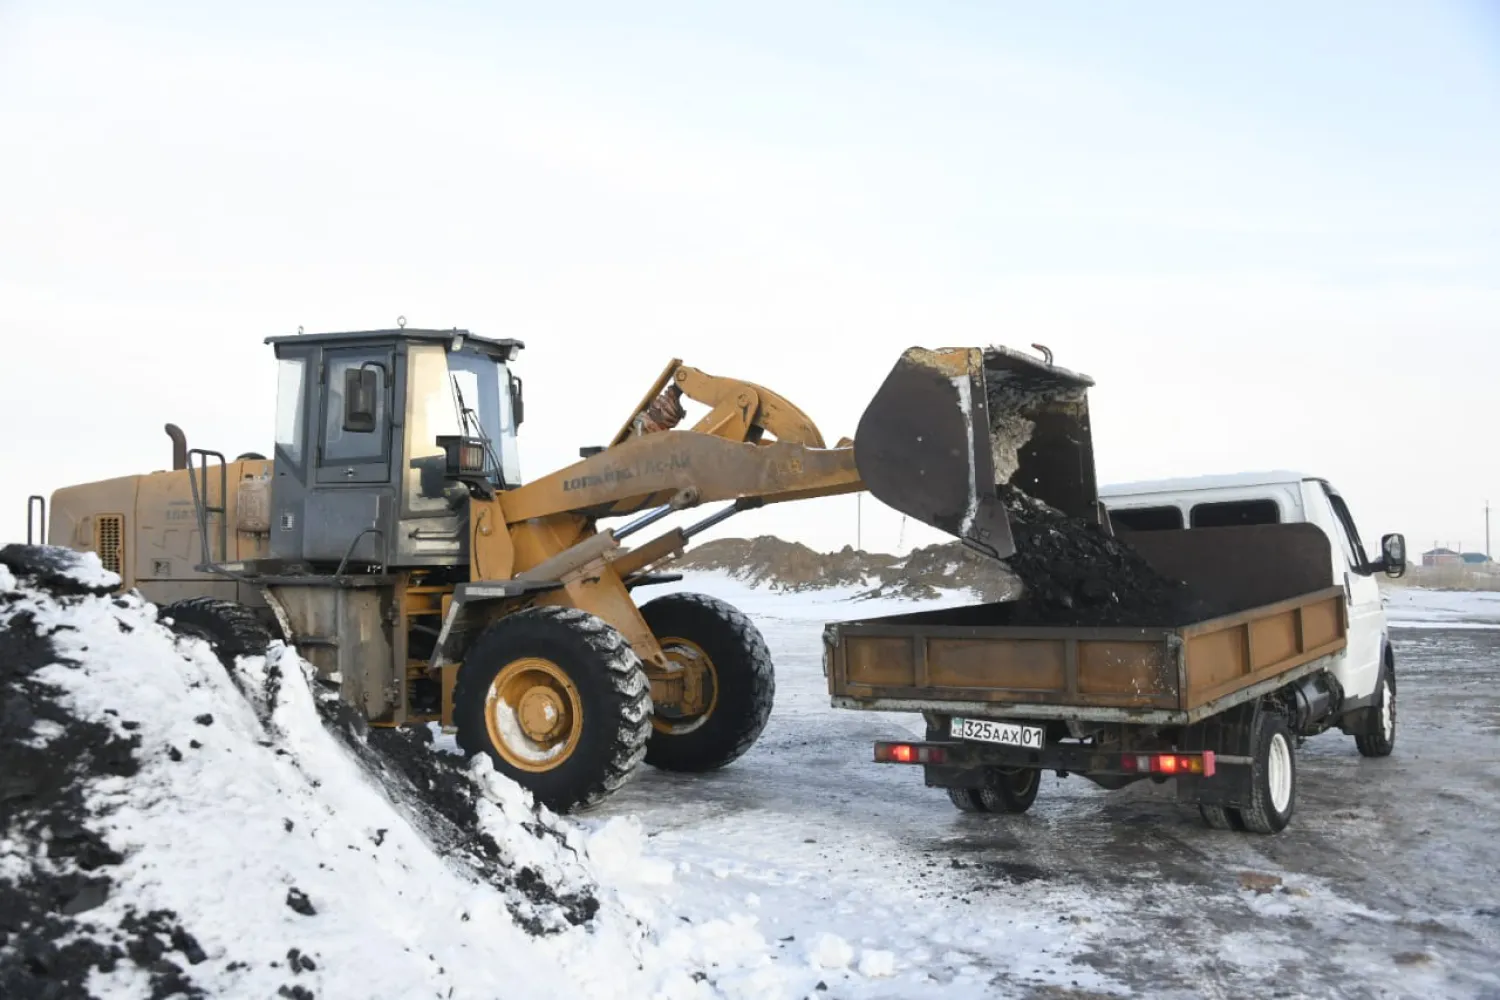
{"left": 949, "top": 717, "right": 1044, "bottom": 749}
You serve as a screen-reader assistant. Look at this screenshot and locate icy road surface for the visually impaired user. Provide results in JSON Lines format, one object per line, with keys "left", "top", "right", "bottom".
{"left": 571, "top": 577, "right": 1500, "bottom": 1000}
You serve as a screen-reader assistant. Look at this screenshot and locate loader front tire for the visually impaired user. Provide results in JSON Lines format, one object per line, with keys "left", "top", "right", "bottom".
{"left": 159, "top": 597, "right": 273, "bottom": 668}
{"left": 453, "top": 606, "right": 652, "bottom": 814}
{"left": 638, "top": 592, "right": 775, "bottom": 773}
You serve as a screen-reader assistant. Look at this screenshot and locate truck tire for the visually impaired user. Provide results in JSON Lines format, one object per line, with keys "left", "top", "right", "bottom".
{"left": 979, "top": 768, "right": 1040, "bottom": 814}
{"left": 159, "top": 597, "right": 273, "bottom": 667}
{"left": 453, "top": 606, "right": 652, "bottom": 814}
{"left": 637, "top": 592, "right": 774, "bottom": 773}
{"left": 947, "top": 788, "right": 988, "bottom": 812}
{"left": 1198, "top": 804, "right": 1245, "bottom": 831}
{"left": 1239, "top": 711, "right": 1297, "bottom": 834}
{"left": 1355, "top": 659, "right": 1397, "bottom": 758}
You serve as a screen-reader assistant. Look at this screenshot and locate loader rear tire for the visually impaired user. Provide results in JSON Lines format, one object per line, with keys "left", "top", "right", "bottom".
{"left": 453, "top": 606, "right": 652, "bottom": 814}
{"left": 638, "top": 592, "right": 774, "bottom": 773}
{"left": 159, "top": 597, "right": 273, "bottom": 668}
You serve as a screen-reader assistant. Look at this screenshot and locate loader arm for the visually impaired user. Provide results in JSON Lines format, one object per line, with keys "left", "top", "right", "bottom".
{"left": 500, "top": 345, "right": 1096, "bottom": 552}
{"left": 608, "top": 361, "right": 827, "bottom": 449}
{"left": 500, "top": 431, "right": 861, "bottom": 524}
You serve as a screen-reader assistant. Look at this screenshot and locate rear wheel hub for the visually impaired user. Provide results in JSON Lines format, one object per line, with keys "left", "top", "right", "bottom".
{"left": 651, "top": 637, "right": 719, "bottom": 735}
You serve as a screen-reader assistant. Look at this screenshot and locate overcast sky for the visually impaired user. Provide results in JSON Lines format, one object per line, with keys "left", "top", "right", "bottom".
{"left": 3, "top": 1, "right": 1498, "bottom": 557}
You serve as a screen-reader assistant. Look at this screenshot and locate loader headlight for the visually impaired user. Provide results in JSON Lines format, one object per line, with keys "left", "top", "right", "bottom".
{"left": 436, "top": 435, "right": 488, "bottom": 476}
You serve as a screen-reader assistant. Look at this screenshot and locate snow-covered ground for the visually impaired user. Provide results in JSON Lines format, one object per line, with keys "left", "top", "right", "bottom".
{"left": 569, "top": 573, "right": 1500, "bottom": 999}
{"left": 558, "top": 576, "right": 1127, "bottom": 997}
{"left": 6, "top": 554, "right": 1497, "bottom": 1000}
{"left": 1381, "top": 587, "right": 1500, "bottom": 630}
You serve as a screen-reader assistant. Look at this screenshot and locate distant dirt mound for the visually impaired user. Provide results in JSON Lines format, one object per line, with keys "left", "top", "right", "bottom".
{"left": 855, "top": 542, "right": 1019, "bottom": 603}
{"left": 667, "top": 536, "right": 1018, "bottom": 601}
{"left": 668, "top": 536, "right": 897, "bottom": 592}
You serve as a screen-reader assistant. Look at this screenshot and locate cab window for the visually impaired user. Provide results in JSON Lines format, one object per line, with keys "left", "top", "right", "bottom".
{"left": 1190, "top": 499, "right": 1280, "bottom": 528}
{"left": 1321, "top": 485, "right": 1371, "bottom": 569}
{"left": 321, "top": 352, "right": 389, "bottom": 465}
{"left": 1109, "top": 505, "right": 1183, "bottom": 532}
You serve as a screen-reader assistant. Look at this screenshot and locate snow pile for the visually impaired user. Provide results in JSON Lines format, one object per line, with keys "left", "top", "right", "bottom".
{"left": 0, "top": 546, "right": 801, "bottom": 1000}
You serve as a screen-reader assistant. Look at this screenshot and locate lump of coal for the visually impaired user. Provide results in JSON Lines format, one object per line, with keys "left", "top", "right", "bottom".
{"left": 285, "top": 888, "right": 316, "bottom": 917}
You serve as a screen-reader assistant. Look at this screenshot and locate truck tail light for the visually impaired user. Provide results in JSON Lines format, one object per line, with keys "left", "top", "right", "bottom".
{"left": 1122, "top": 751, "right": 1215, "bottom": 777}
{"left": 874, "top": 742, "right": 947, "bottom": 765}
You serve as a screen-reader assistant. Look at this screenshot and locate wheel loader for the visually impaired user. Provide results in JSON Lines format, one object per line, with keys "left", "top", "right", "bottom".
{"left": 31, "top": 328, "right": 1096, "bottom": 812}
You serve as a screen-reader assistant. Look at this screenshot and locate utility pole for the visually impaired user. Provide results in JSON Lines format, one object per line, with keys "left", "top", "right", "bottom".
{"left": 1486, "top": 500, "right": 1492, "bottom": 561}
{"left": 856, "top": 493, "right": 862, "bottom": 551}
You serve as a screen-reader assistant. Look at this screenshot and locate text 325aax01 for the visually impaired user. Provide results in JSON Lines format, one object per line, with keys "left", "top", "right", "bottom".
{"left": 949, "top": 717, "right": 1044, "bottom": 749}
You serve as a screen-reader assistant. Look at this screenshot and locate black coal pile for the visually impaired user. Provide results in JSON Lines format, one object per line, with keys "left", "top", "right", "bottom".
{"left": 0, "top": 550, "right": 213, "bottom": 1000}
{"left": 994, "top": 487, "right": 1220, "bottom": 627}
{"left": 2, "top": 543, "right": 612, "bottom": 1000}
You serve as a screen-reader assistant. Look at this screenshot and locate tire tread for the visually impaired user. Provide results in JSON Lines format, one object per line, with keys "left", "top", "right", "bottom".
{"left": 638, "top": 592, "right": 774, "bottom": 772}
{"left": 453, "top": 605, "right": 651, "bottom": 812}
{"left": 160, "top": 596, "right": 273, "bottom": 665}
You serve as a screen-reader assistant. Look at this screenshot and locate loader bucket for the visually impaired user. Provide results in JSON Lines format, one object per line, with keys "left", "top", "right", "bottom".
{"left": 853, "top": 346, "right": 1098, "bottom": 561}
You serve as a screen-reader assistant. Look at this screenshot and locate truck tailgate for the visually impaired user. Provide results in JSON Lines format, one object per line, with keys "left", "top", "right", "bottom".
{"left": 825, "top": 586, "right": 1347, "bottom": 724}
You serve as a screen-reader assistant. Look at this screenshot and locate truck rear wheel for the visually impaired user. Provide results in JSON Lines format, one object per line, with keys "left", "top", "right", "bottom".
{"left": 1239, "top": 711, "right": 1297, "bottom": 834}
{"left": 947, "top": 788, "right": 987, "bottom": 812}
{"left": 1198, "top": 804, "right": 1245, "bottom": 831}
{"left": 638, "top": 592, "right": 774, "bottom": 773}
{"left": 159, "top": 597, "right": 273, "bottom": 668}
{"left": 453, "top": 606, "right": 651, "bottom": 814}
{"left": 945, "top": 769, "right": 1040, "bottom": 814}
{"left": 980, "top": 768, "right": 1040, "bottom": 814}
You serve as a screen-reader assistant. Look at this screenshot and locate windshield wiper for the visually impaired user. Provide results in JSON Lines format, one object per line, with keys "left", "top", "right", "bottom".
{"left": 451, "top": 375, "right": 504, "bottom": 480}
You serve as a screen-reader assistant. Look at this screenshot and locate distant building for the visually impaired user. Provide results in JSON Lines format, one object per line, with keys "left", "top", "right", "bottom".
{"left": 1461, "top": 552, "right": 1492, "bottom": 565}
{"left": 1422, "top": 547, "right": 1463, "bottom": 567}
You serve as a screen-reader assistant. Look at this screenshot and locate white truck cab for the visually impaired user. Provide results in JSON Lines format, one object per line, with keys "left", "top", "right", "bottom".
{"left": 1098, "top": 470, "right": 1407, "bottom": 744}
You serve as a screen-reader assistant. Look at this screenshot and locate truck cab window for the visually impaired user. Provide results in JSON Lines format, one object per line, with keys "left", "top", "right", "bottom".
{"left": 1321, "top": 486, "right": 1371, "bottom": 569}
{"left": 1190, "top": 499, "right": 1280, "bottom": 528}
{"left": 1109, "top": 506, "right": 1183, "bottom": 532}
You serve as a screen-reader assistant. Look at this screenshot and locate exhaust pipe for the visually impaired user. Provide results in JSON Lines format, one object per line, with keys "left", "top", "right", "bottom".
{"left": 853, "top": 346, "right": 1097, "bottom": 561}
{"left": 165, "top": 423, "right": 188, "bottom": 471}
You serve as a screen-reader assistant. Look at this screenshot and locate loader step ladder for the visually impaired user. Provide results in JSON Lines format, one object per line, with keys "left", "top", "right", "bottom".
{"left": 187, "top": 448, "right": 229, "bottom": 571}
{"left": 26, "top": 495, "right": 46, "bottom": 545}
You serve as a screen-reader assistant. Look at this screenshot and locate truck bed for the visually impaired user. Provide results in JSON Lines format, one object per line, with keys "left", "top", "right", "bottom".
{"left": 824, "top": 523, "right": 1348, "bottom": 725}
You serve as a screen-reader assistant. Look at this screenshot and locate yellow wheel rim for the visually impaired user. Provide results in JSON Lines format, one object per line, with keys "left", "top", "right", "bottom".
{"left": 652, "top": 636, "right": 719, "bottom": 736}
{"left": 484, "top": 657, "right": 583, "bottom": 772}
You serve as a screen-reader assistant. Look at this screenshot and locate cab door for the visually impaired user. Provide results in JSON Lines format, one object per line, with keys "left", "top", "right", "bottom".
{"left": 316, "top": 347, "right": 394, "bottom": 486}
{"left": 1319, "top": 482, "right": 1384, "bottom": 700}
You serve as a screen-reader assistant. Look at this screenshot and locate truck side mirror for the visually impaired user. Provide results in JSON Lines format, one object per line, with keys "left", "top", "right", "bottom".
{"left": 510, "top": 373, "right": 525, "bottom": 427}
{"left": 1381, "top": 533, "right": 1406, "bottom": 578}
{"left": 343, "top": 367, "right": 379, "bottom": 433}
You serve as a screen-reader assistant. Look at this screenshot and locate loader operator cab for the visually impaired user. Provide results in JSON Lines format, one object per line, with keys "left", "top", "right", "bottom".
{"left": 265, "top": 328, "right": 524, "bottom": 570}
